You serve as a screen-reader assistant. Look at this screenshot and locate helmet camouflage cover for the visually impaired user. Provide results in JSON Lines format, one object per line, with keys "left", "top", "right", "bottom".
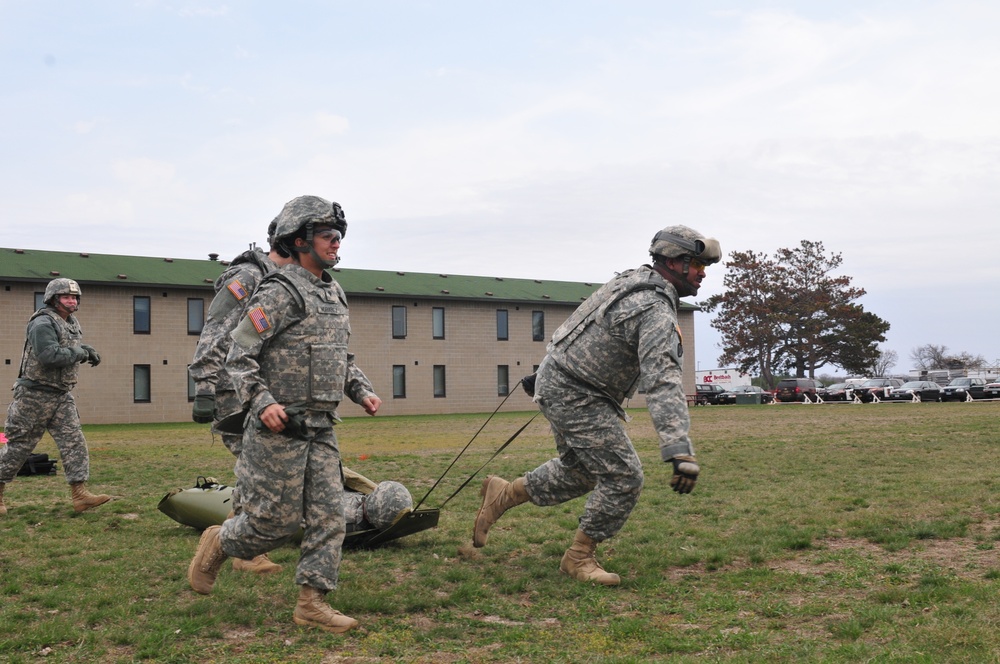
{"left": 43, "top": 278, "right": 82, "bottom": 305}
{"left": 270, "top": 195, "right": 348, "bottom": 245}
{"left": 364, "top": 481, "right": 413, "bottom": 529}
{"left": 649, "top": 225, "right": 721, "bottom": 265}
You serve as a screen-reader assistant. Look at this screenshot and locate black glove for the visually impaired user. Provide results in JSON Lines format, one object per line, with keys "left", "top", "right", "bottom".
{"left": 521, "top": 373, "right": 538, "bottom": 398}
{"left": 670, "top": 455, "right": 700, "bottom": 494}
{"left": 80, "top": 344, "right": 101, "bottom": 367}
{"left": 192, "top": 394, "right": 216, "bottom": 424}
{"left": 282, "top": 406, "right": 311, "bottom": 440}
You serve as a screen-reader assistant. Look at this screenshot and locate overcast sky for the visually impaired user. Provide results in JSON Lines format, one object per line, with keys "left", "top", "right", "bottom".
{"left": 3, "top": 1, "right": 998, "bottom": 375}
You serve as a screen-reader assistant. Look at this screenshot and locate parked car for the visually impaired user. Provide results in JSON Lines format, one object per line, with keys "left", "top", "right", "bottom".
{"left": 816, "top": 382, "right": 854, "bottom": 402}
{"left": 940, "top": 377, "right": 989, "bottom": 401}
{"left": 695, "top": 383, "right": 730, "bottom": 405}
{"left": 854, "top": 377, "right": 905, "bottom": 402}
{"left": 774, "top": 378, "right": 824, "bottom": 403}
{"left": 724, "top": 384, "right": 775, "bottom": 404}
{"left": 984, "top": 379, "right": 1000, "bottom": 399}
{"left": 884, "top": 380, "right": 942, "bottom": 402}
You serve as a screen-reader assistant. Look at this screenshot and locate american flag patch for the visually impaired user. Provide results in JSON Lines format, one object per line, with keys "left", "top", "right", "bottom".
{"left": 227, "top": 279, "right": 248, "bottom": 300}
{"left": 248, "top": 307, "right": 271, "bottom": 334}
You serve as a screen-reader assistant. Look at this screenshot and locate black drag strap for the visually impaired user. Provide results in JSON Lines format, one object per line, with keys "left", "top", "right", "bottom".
{"left": 435, "top": 412, "right": 539, "bottom": 510}
{"left": 413, "top": 381, "right": 535, "bottom": 511}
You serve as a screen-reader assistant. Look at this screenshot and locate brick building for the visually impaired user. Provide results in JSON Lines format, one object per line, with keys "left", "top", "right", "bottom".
{"left": 1, "top": 247, "right": 697, "bottom": 424}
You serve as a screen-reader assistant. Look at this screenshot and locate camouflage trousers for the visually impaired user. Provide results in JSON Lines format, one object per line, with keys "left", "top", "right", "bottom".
{"left": 212, "top": 387, "right": 244, "bottom": 457}
{"left": 525, "top": 357, "right": 644, "bottom": 542}
{"left": 1, "top": 385, "right": 91, "bottom": 484}
{"left": 220, "top": 421, "right": 346, "bottom": 591}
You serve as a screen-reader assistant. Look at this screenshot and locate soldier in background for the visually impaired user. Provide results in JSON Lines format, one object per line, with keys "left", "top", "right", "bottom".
{"left": 471, "top": 226, "right": 721, "bottom": 586}
{"left": 0, "top": 278, "right": 110, "bottom": 516}
{"left": 188, "top": 220, "right": 293, "bottom": 574}
{"left": 187, "top": 195, "right": 381, "bottom": 635}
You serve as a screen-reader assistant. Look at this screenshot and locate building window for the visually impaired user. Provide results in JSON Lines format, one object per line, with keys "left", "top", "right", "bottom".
{"left": 496, "top": 309, "right": 509, "bottom": 341}
{"left": 393, "top": 365, "right": 406, "bottom": 398}
{"left": 187, "top": 368, "right": 197, "bottom": 401}
{"left": 134, "top": 365, "right": 151, "bottom": 403}
{"left": 433, "top": 365, "right": 446, "bottom": 398}
{"left": 432, "top": 307, "right": 445, "bottom": 339}
{"left": 392, "top": 306, "right": 407, "bottom": 339}
{"left": 532, "top": 311, "right": 545, "bottom": 342}
{"left": 134, "top": 296, "right": 151, "bottom": 334}
{"left": 34, "top": 292, "right": 45, "bottom": 311}
{"left": 187, "top": 298, "right": 205, "bottom": 335}
{"left": 497, "top": 365, "right": 509, "bottom": 396}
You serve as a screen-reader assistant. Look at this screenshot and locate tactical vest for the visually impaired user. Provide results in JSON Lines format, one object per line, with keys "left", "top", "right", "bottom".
{"left": 212, "top": 248, "right": 274, "bottom": 293}
{"left": 19, "top": 308, "right": 83, "bottom": 392}
{"left": 547, "top": 266, "right": 677, "bottom": 402}
{"left": 256, "top": 267, "right": 351, "bottom": 413}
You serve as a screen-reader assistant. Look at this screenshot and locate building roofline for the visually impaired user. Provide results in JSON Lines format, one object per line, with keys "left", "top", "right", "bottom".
{"left": 1, "top": 246, "right": 697, "bottom": 309}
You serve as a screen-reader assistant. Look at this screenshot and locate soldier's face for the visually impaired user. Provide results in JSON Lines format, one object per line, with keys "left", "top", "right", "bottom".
{"left": 667, "top": 257, "right": 705, "bottom": 296}
{"left": 56, "top": 294, "right": 80, "bottom": 314}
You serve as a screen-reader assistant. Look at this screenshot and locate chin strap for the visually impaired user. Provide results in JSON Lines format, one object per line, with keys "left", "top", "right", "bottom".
{"left": 653, "top": 258, "right": 697, "bottom": 297}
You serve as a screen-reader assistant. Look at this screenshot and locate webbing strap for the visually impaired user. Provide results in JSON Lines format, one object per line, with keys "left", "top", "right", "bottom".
{"left": 413, "top": 382, "right": 537, "bottom": 511}
{"left": 436, "top": 412, "right": 539, "bottom": 510}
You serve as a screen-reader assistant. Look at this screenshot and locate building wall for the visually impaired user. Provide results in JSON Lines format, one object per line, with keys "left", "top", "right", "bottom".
{"left": 1, "top": 281, "right": 697, "bottom": 424}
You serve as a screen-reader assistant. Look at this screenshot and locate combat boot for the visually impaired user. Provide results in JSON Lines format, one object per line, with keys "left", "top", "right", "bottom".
{"left": 473, "top": 475, "right": 529, "bottom": 547}
{"left": 559, "top": 529, "right": 621, "bottom": 586}
{"left": 70, "top": 482, "right": 111, "bottom": 513}
{"left": 232, "top": 553, "right": 282, "bottom": 574}
{"left": 293, "top": 585, "right": 358, "bottom": 634}
{"left": 0, "top": 482, "right": 7, "bottom": 516}
{"left": 188, "top": 525, "right": 229, "bottom": 594}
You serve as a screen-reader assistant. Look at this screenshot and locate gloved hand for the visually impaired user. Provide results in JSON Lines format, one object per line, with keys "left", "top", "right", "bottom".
{"left": 192, "top": 393, "right": 216, "bottom": 424}
{"left": 80, "top": 344, "right": 101, "bottom": 367}
{"left": 282, "top": 406, "right": 310, "bottom": 440}
{"left": 670, "top": 455, "right": 700, "bottom": 494}
{"left": 520, "top": 373, "right": 538, "bottom": 398}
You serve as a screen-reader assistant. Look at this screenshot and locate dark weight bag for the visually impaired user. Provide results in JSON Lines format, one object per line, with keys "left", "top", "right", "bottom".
{"left": 17, "top": 453, "right": 58, "bottom": 476}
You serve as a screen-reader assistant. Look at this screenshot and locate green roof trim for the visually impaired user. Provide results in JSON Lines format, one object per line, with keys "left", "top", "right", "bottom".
{"left": 0, "top": 247, "right": 695, "bottom": 309}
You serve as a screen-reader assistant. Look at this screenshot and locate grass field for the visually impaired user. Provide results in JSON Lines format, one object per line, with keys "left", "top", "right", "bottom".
{"left": 2, "top": 401, "right": 1000, "bottom": 663}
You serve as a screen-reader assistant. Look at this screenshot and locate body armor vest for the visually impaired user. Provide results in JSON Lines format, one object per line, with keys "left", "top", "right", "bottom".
{"left": 256, "top": 267, "right": 351, "bottom": 413}
{"left": 19, "top": 309, "right": 83, "bottom": 392}
{"left": 547, "top": 266, "right": 677, "bottom": 403}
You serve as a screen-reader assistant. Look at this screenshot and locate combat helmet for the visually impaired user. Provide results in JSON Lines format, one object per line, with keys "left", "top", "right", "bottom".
{"left": 649, "top": 225, "right": 721, "bottom": 265}
{"left": 363, "top": 481, "right": 413, "bottom": 530}
{"left": 271, "top": 195, "right": 347, "bottom": 257}
{"left": 43, "top": 278, "right": 82, "bottom": 305}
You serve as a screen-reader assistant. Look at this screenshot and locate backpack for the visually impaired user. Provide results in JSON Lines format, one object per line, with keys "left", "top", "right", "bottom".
{"left": 17, "top": 453, "right": 58, "bottom": 476}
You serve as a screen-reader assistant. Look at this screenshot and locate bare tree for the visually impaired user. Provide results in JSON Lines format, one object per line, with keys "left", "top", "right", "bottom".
{"left": 910, "top": 344, "right": 986, "bottom": 371}
{"left": 870, "top": 348, "right": 898, "bottom": 377}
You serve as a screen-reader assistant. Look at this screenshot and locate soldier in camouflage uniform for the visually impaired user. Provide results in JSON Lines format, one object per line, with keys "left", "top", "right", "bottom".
{"left": 189, "top": 220, "right": 292, "bottom": 453}
{"left": 344, "top": 480, "right": 413, "bottom": 532}
{"left": 0, "top": 278, "right": 110, "bottom": 516}
{"left": 188, "top": 220, "right": 293, "bottom": 575}
{"left": 472, "top": 226, "right": 721, "bottom": 586}
{"left": 187, "top": 195, "right": 381, "bottom": 635}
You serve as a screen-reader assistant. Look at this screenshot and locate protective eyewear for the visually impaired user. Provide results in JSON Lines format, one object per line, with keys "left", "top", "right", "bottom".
{"left": 315, "top": 229, "right": 342, "bottom": 243}
{"left": 690, "top": 257, "right": 711, "bottom": 270}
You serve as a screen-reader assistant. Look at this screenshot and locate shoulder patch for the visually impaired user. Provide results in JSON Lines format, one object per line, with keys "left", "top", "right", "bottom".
{"left": 247, "top": 307, "right": 271, "bottom": 334}
{"left": 227, "top": 279, "right": 248, "bottom": 301}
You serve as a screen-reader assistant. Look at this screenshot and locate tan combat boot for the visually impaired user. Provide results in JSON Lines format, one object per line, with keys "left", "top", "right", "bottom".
{"left": 559, "top": 529, "right": 621, "bottom": 586}
{"left": 232, "top": 553, "right": 282, "bottom": 574}
{"left": 293, "top": 585, "right": 358, "bottom": 634}
{"left": 187, "top": 525, "right": 229, "bottom": 595}
{"left": 70, "top": 482, "right": 111, "bottom": 513}
{"left": 472, "top": 475, "right": 529, "bottom": 547}
{"left": 0, "top": 482, "right": 7, "bottom": 516}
